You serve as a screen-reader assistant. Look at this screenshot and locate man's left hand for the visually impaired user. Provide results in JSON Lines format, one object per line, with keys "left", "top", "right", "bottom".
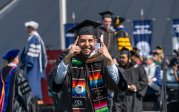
{"left": 98, "top": 35, "right": 113, "bottom": 66}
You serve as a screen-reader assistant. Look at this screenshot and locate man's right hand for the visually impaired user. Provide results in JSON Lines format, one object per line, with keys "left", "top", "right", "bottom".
{"left": 64, "top": 36, "right": 81, "bottom": 64}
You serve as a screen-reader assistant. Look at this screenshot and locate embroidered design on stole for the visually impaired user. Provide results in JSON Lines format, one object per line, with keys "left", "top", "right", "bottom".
{"left": 71, "top": 59, "right": 86, "bottom": 112}
{"left": 89, "top": 63, "right": 108, "bottom": 112}
{"left": 71, "top": 58, "right": 108, "bottom": 112}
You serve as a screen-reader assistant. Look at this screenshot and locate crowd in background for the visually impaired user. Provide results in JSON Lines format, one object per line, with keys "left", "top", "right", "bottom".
{"left": 0, "top": 21, "right": 47, "bottom": 112}
{"left": 101, "top": 10, "right": 179, "bottom": 112}
{"left": 48, "top": 10, "right": 179, "bottom": 112}
{"left": 0, "top": 10, "right": 179, "bottom": 112}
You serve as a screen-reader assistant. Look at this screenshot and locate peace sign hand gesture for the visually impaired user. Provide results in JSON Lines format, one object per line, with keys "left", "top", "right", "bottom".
{"left": 64, "top": 36, "right": 81, "bottom": 64}
{"left": 98, "top": 35, "right": 114, "bottom": 66}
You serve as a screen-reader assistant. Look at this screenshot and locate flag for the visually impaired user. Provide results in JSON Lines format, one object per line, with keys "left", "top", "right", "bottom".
{"left": 133, "top": 20, "right": 153, "bottom": 56}
{"left": 172, "top": 19, "right": 179, "bottom": 50}
{"left": 65, "top": 23, "right": 76, "bottom": 48}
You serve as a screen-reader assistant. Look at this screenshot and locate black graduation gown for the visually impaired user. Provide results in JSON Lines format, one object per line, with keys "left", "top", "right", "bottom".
{"left": 48, "top": 51, "right": 128, "bottom": 112}
{"left": 1, "top": 66, "right": 32, "bottom": 112}
{"left": 113, "top": 64, "right": 148, "bottom": 112}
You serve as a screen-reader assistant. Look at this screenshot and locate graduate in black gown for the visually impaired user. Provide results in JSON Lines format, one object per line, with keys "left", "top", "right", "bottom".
{"left": 97, "top": 11, "right": 119, "bottom": 59}
{"left": 113, "top": 47, "right": 148, "bottom": 112}
{"left": 0, "top": 49, "right": 32, "bottom": 112}
{"left": 48, "top": 20, "right": 128, "bottom": 112}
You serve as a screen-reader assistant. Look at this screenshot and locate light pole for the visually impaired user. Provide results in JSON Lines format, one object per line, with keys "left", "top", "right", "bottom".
{"left": 59, "top": 0, "right": 67, "bottom": 50}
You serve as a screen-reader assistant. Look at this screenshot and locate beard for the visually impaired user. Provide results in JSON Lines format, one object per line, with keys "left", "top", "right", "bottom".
{"left": 81, "top": 52, "right": 90, "bottom": 58}
{"left": 118, "top": 61, "right": 129, "bottom": 68}
{"left": 81, "top": 51, "right": 96, "bottom": 59}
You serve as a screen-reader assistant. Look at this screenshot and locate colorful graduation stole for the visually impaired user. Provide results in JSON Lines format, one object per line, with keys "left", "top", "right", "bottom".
{"left": 0, "top": 66, "right": 17, "bottom": 112}
{"left": 71, "top": 57, "right": 108, "bottom": 112}
{"left": 71, "top": 58, "right": 86, "bottom": 112}
{"left": 88, "top": 63, "right": 108, "bottom": 112}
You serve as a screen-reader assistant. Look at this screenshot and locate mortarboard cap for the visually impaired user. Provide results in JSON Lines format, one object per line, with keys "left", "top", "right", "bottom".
{"left": 120, "top": 47, "right": 130, "bottom": 55}
{"left": 2, "top": 49, "right": 20, "bottom": 60}
{"left": 99, "top": 10, "right": 113, "bottom": 19}
{"left": 25, "top": 21, "right": 39, "bottom": 29}
{"left": 68, "top": 20, "right": 101, "bottom": 36}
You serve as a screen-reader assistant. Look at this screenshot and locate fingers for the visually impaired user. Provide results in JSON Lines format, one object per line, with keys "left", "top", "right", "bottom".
{"left": 75, "top": 49, "right": 81, "bottom": 53}
{"left": 73, "top": 36, "right": 79, "bottom": 45}
{"left": 71, "top": 45, "right": 81, "bottom": 52}
{"left": 74, "top": 46, "right": 81, "bottom": 54}
{"left": 74, "top": 46, "right": 81, "bottom": 51}
{"left": 68, "top": 45, "right": 81, "bottom": 57}
{"left": 67, "top": 36, "right": 81, "bottom": 58}
{"left": 99, "top": 35, "right": 104, "bottom": 47}
{"left": 99, "top": 34, "right": 104, "bottom": 43}
{"left": 99, "top": 35, "right": 107, "bottom": 49}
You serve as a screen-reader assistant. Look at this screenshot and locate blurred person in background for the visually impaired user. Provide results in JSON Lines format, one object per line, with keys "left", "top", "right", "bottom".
{"left": 152, "top": 46, "right": 166, "bottom": 68}
{"left": 169, "top": 49, "right": 179, "bottom": 82}
{"left": 0, "top": 49, "right": 32, "bottom": 112}
{"left": 155, "top": 46, "right": 164, "bottom": 62}
{"left": 152, "top": 50, "right": 162, "bottom": 65}
{"left": 20, "top": 21, "right": 47, "bottom": 103}
{"left": 143, "top": 55, "right": 162, "bottom": 102}
{"left": 152, "top": 46, "right": 168, "bottom": 79}
{"left": 113, "top": 16, "right": 133, "bottom": 51}
{"left": 172, "top": 64, "right": 179, "bottom": 82}
{"left": 114, "top": 47, "right": 148, "bottom": 112}
{"left": 97, "top": 11, "right": 119, "bottom": 60}
{"left": 131, "top": 47, "right": 143, "bottom": 65}
{"left": 167, "top": 49, "right": 179, "bottom": 112}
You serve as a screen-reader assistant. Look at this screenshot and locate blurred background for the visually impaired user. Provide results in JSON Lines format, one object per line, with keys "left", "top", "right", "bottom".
{"left": 0, "top": 0, "right": 179, "bottom": 111}
{"left": 0, "top": 0, "right": 179, "bottom": 66}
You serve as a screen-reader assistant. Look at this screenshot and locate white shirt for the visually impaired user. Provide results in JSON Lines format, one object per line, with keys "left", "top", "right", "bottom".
{"left": 144, "top": 63, "right": 156, "bottom": 78}
{"left": 8, "top": 63, "right": 17, "bottom": 67}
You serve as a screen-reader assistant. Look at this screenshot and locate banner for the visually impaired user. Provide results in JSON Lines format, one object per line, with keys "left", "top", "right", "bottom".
{"left": 172, "top": 19, "right": 179, "bottom": 50}
{"left": 65, "top": 23, "right": 76, "bottom": 48}
{"left": 133, "top": 20, "right": 152, "bottom": 56}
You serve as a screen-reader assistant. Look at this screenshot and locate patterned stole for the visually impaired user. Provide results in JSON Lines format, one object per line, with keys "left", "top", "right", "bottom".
{"left": 71, "top": 58, "right": 86, "bottom": 112}
{"left": 71, "top": 56, "right": 108, "bottom": 112}
{"left": 88, "top": 62, "right": 108, "bottom": 112}
{"left": 0, "top": 66, "right": 17, "bottom": 112}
